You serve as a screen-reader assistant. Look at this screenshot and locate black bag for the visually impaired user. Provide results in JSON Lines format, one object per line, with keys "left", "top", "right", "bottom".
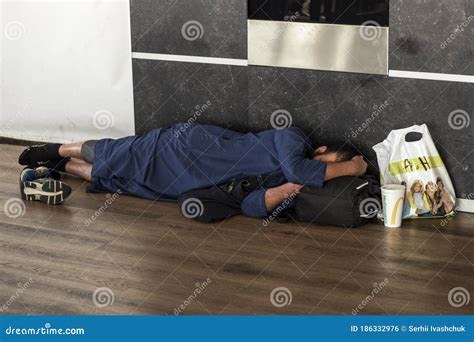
{"left": 178, "top": 177, "right": 262, "bottom": 223}
{"left": 292, "top": 175, "right": 381, "bottom": 227}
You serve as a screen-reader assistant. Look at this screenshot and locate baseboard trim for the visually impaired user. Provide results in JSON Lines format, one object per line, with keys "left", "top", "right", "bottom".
{"left": 0, "top": 136, "right": 42, "bottom": 146}
{"left": 389, "top": 70, "right": 474, "bottom": 83}
{"left": 132, "top": 52, "right": 248, "bottom": 67}
{"left": 456, "top": 198, "right": 474, "bottom": 213}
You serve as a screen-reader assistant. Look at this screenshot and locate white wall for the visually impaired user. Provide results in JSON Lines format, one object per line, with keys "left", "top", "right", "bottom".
{"left": 1, "top": 0, "right": 135, "bottom": 143}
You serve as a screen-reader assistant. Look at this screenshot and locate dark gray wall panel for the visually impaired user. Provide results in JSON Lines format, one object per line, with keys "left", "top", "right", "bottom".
{"left": 133, "top": 59, "right": 248, "bottom": 134}
{"left": 390, "top": 0, "right": 474, "bottom": 74}
{"left": 131, "top": 0, "right": 247, "bottom": 59}
{"left": 247, "top": 66, "right": 473, "bottom": 195}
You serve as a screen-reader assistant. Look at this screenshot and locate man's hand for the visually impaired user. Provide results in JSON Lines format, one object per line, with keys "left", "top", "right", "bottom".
{"left": 287, "top": 183, "right": 304, "bottom": 194}
{"left": 264, "top": 183, "right": 303, "bottom": 212}
{"left": 350, "top": 155, "right": 368, "bottom": 176}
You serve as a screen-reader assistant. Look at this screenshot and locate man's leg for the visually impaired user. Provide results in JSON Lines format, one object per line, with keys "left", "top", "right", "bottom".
{"left": 60, "top": 141, "right": 96, "bottom": 181}
{"left": 19, "top": 140, "right": 98, "bottom": 168}
{"left": 19, "top": 140, "right": 98, "bottom": 163}
{"left": 18, "top": 141, "right": 93, "bottom": 203}
{"left": 58, "top": 141, "right": 84, "bottom": 159}
{"left": 64, "top": 159, "right": 93, "bottom": 181}
{"left": 59, "top": 140, "right": 97, "bottom": 164}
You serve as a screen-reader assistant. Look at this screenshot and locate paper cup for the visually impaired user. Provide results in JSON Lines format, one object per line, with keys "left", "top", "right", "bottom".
{"left": 381, "top": 184, "right": 406, "bottom": 228}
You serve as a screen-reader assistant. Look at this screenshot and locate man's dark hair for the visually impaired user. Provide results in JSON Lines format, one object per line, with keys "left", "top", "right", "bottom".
{"left": 313, "top": 144, "right": 357, "bottom": 162}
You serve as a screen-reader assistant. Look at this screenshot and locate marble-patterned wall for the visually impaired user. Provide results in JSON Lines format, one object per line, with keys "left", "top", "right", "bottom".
{"left": 132, "top": 0, "right": 247, "bottom": 59}
{"left": 389, "top": 0, "right": 473, "bottom": 74}
{"left": 130, "top": 0, "right": 473, "bottom": 197}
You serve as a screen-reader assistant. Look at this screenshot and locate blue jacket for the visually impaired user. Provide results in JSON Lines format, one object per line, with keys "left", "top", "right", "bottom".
{"left": 88, "top": 123, "right": 327, "bottom": 217}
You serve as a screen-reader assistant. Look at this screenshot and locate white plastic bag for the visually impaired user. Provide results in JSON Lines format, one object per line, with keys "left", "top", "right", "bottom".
{"left": 373, "top": 124, "right": 456, "bottom": 219}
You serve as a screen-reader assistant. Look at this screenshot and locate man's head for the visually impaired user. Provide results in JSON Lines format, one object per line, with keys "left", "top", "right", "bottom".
{"left": 312, "top": 145, "right": 357, "bottom": 163}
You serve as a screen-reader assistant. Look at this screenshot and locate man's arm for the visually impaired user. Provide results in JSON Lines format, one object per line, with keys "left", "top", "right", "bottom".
{"left": 241, "top": 183, "right": 303, "bottom": 218}
{"left": 274, "top": 128, "right": 327, "bottom": 187}
{"left": 324, "top": 156, "right": 368, "bottom": 181}
{"left": 241, "top": 156, "right": 368, "bottom": 217}
{"left": 241, "top": 183, "right": 302, "bottom": 217}
{"left": 264, "top": 157, "right": 368, "bottom": 212}
{"left": 264, "top": 183, "right": 302, "bottom": 212}
{"left": 274, "top": 128, "right": 367, "bottom": 188}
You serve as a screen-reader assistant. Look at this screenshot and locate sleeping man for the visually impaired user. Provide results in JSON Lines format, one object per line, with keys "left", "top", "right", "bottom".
{"left": 18, "top": 123, "right": 367, "bottom": 217}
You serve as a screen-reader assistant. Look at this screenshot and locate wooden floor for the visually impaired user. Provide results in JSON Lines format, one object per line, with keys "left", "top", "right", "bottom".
{"left": 0, "top": 143, "right": 473, "bottom": 315}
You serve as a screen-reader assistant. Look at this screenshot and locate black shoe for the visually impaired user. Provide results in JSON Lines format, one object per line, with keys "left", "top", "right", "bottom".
{"left": 18, "top": 143, "right": 62, "bottom": 166}
{"left": 20, "top": 167, "right": 71, "bottom": 204}
{"left": 20, "top": 166, "right": 61, "bottom": 181}
{"left": 22, "top": 178, "right": 72, "bottom": 205}
{"left": 39, "top": 158, "right": 71, "bottom": 172}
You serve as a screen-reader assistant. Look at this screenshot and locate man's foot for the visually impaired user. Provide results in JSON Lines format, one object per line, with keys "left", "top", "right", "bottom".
{"left": 40, "top": 158, "right": 71, "bottom": 172}
{"left": 22, "top": 179, "right": 72, "bottom": 204}
{"left": 18, "top": 143, "right": 62, "bottom": 166}
{"left": 20, "top": 166, "right": 61, "bottom": 182}
{"left": 19, "top": 167, "right": 71, "bottom": 204}
{"left": 20, "top": 157, "right": 71, "bottom": 172}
